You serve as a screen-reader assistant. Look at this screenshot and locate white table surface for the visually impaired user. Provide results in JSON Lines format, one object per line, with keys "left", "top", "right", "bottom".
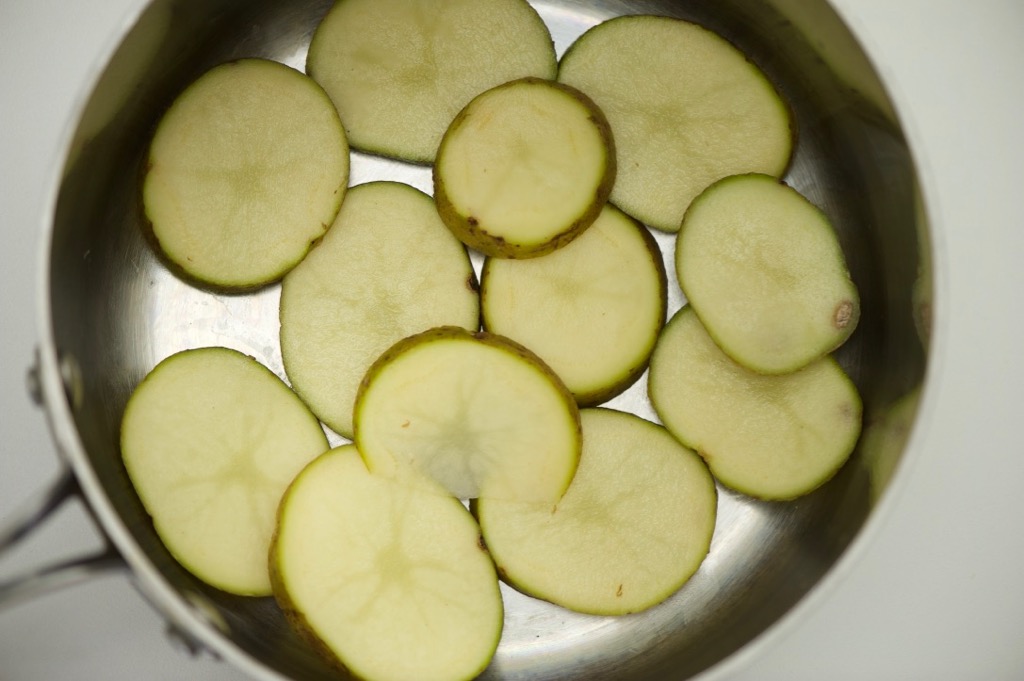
{"left": 2, "top": 0, "right": 1023, "bottom": 679}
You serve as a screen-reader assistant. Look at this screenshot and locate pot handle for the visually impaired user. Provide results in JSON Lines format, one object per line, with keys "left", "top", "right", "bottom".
{"left": 0, "top": 466, "right": 124, "bottom": 610}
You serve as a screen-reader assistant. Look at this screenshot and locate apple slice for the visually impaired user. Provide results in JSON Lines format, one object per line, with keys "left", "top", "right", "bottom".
{"left": 480, "top": 203, "right": 666, "bottom": 405}
{"left": 647, "top": 307, "right": 862, "bottom": 501}
{"left": 353, "top": 326, "right": 581, "bottom": 504}
{"left": 676, "top": 174, "right": 860, "bottom": 374}
{"left": 557, "top": 14, "right": 793, "bottom": 232}
{"left": 142, "top": 58, "right": 349, "bottom": 289}
{"left": 280, "top": 181, "right": 479, "bottom": 439}
{"left": 120, "top": 347, "right": 329, "bottom": 595}
{"left": 474, "top": 408, "right": 717, "bottom": 615}
{"left": 271, "top": 446, "right": 503, "bottom": 681}
{"left": 434, "top": 77, "right": 616, "bottom": 258}
{"left": 307, "top": 0, "right": 556, "bottom": 163}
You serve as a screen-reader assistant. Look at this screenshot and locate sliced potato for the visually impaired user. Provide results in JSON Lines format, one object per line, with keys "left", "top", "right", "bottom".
{"left": 557, "top": 15, "right": 793, "bottom": 232}
{"left": 648, "top": 308, "right": 861, "bottom": 500}
{"left": 677, "top": 174, "right": 860, "bottom": 374}
{"left": 307, "top": 0, "right": 556, "bottom": 163}
{"left": 280, "top": 181, "right": 479, "bottom": 438}
{"left": 481, "top": 203, "right": 666, "bottom": 404}
{"left": 353, "top": 326, "right": 581, "bottom": 504}
{"left": 475, "top": 408, "right": 716, "bottom": 615}
{"left": 271, "top": 446, "right": 503, "bottom": 681}
{"left": 434, "top": 77, "right": 616, "bottom": 258}
{"left": 120, "top": 347, "right": 328, "bottom": 595}
{"left": 142, "top": 58, "right": 349, "bottom": 289}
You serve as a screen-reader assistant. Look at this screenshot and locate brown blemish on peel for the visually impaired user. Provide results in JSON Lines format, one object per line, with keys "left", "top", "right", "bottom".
{"left": 616, "top": 584, "right": 623, "bottom": 597}
{"left": 834, "top": 300, "right": 854, "bottom": 329}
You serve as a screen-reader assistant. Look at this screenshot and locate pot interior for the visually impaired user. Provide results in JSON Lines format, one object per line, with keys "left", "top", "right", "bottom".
{"left": 45, "top": 0, "right": 931, "bottom": 679}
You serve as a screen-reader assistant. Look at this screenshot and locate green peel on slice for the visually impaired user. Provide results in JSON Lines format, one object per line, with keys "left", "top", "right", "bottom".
{"left": 434, "top": 77, "right": 616, "bottom": 258}
{"left": 475, "top": 408, "right": 716, "bottom": 615}
{"left": 648, "top": 308, "right": 862, "bottom": 501}
{"left": 307, "top": 0, "right": 556, "bottom": 163}
{"left": 120, "top": 347, "right": 329, "bottom": 595}
{"left": 677, "top": 174, "right": 860, "bottom": 374}
{"left": 481, "top": 203, "right": 666, "bottom": 404}
{"left": 271, "top": 446, "right": 503, "bottom": 681}
{"left": 557, "top": 14, "right": 792, "bottom": 232}
{"left": 142, "top": 58, "right": 349, "bottom": 289}
{"left": 280, "top": 181, "right": 479, "bottom": 439}
{"left": 353, "top": 326, "right": 581, "bottom": 504}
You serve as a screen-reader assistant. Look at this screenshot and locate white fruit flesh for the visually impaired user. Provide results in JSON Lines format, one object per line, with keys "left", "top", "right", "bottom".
{"left": 120, "top": 347, "right": 328, "bottom": 595}
{"left": 648, "top": 308, "right": 861, "bottom": 500}
{"left": 354, "top": 327, "right": 581, "bottom": 504}
{"left": 143, "top": 58, "right": 349, "bottom": 289}
{"left": 481, "top": 204, "right": 665, "bottom": 404}
{"left": 676, "top": 174, "right": 860, "bottom": 374}
{"left": 271, "top": 446, "right": 502, "bottom": 681}
{"left": 475, "top": 408, "right": 717, "bottom": 615}
{"left": 434, "top": 77, "right": 615, "bottom": 258}
{"left": 280, "top": 181, "right": 479, "bottom": 438}
{"left": 557, "top": 15, "right": 792, "bottom": 232}
{"left": 307, "top": 0, "right": 556, "bottom": 163}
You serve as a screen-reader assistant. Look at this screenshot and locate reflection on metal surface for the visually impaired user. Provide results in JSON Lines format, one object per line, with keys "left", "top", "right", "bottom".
{"left": 859, "top": 388, "right": 922, "bottom": 503}
{"left": 61, "top": 2, "right": 172, "bottom": 175}
{"left": 36, "top": 0, "right": 931, "bottom": 678}
{"left": 148, "top": 269, "right": 285, "bottom": 378}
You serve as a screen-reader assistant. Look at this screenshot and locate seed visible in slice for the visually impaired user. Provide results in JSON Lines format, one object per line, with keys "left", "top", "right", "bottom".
{"left": 434, "top": 77, "right": 616, "bottom": 258}
{"left": 481, "top": 204, "right": 666, "bottom": 405}
{"left": 280, "top": 181, "right": 479, "bottom": 439}
{"left": 353, "top": 326, "right": 581, "bottom": 504}
{"left": 474, "top": 408, "right": 717, "bottom": 615}
{"left": 120, "top": 347, "right": 329, "bottom": 595}
{"left": 142, "top": 58, "right": 349, "bottom": 289}
{"left": 307, "top": 0, "right": 556, "bottom": 163}
{"left": 271, "top": 446, "right": 503, "bottom": 681}
{"left": 676, "top": 174, "right": 860, "bottom": 374}
{"left": 648, "top": 307, "right": 862, "bottom": 501}
{"left": 557, "top": 15, "right": 793, "bottom": 232}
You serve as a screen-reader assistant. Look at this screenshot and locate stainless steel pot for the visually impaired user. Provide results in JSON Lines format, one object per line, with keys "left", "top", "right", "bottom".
{"left": 1, "top": 0, "right": 932, "bottom": 679}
